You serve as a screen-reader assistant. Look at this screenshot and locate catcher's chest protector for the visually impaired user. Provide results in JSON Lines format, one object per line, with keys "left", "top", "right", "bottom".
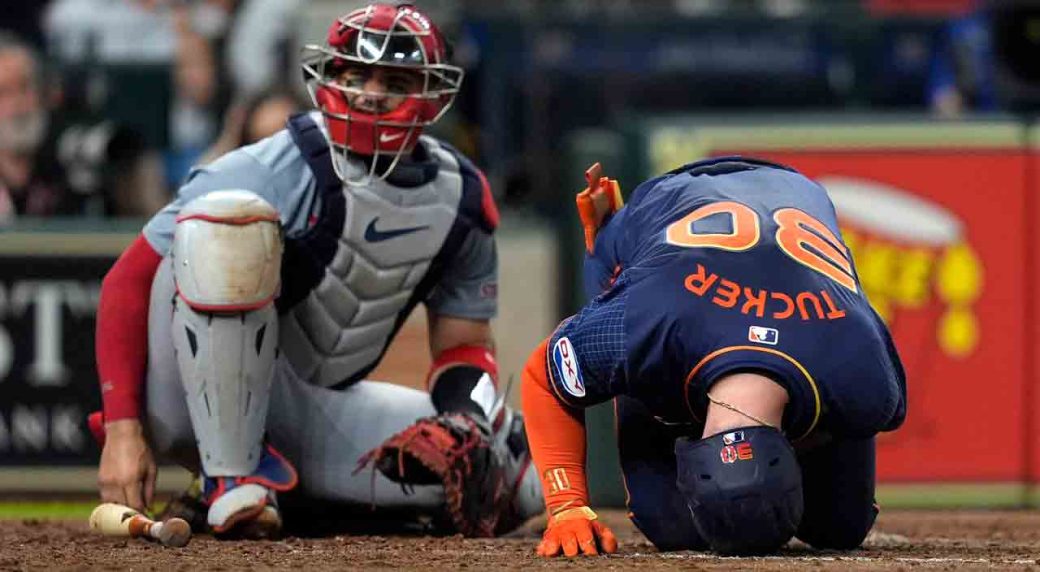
{"left": 277, "top": 114, "right": 470, "bottom": 388}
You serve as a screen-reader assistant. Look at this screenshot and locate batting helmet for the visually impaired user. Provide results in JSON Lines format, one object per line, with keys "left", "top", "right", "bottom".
{"left": 675, "top": 425, "right": 803, "bottom": 555}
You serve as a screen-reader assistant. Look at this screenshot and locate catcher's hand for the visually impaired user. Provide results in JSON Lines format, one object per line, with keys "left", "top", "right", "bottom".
{"left": 357, "top": 412, "right": 506, "bottom": 537}
{"left": 538, "top": 506, "right": 618, "bottom": 558}
{"left": 98, "top": 419, "right": 157, "bottom": 513}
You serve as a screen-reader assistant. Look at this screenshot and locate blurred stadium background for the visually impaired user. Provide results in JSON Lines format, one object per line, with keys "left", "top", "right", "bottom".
{"left": 2, "top": 0, "right": 1040, "bottom": 517}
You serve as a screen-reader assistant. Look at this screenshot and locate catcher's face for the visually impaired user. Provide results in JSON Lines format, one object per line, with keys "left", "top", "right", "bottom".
{"left": 333, "top": 65, "right": 424, "bottom": 115}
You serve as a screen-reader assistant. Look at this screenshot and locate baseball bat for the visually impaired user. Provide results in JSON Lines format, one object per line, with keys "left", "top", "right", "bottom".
{"left": 89, "top": 503, "right": 192, "bottom": 548}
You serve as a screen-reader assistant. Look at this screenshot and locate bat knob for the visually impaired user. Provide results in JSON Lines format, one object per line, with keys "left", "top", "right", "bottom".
{"left": 156, "top": 518, "right": 192, "bottom": 548}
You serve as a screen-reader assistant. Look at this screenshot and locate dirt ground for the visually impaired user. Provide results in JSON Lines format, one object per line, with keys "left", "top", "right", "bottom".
{"left": 7, "top": 326, "right": 1038, "bottom": 570}
{"left": 3, "top": 509, "right": 1040, "bottom": 571}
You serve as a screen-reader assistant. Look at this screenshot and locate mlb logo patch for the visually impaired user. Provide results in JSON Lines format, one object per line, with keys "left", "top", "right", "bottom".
{"left": 552, "top": 337, "right": 586, "bottom": 398}
{"left": 748, "top": 326, "right": 778, "bottom": 345}
{"left": 722, "top": 431, "right": 745, "bottom": 445}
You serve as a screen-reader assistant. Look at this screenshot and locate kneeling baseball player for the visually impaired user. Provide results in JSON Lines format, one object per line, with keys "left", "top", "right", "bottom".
{"left": 93, "top": 3, "right": 542, "bottom": 539}
{"left": 522, "top": 158, "right": 907, "bottom": 556}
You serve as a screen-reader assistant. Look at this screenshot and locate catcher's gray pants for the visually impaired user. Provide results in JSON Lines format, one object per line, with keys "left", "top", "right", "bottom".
{"left": 144, "top": 259, "right": 443, "bottom": 509}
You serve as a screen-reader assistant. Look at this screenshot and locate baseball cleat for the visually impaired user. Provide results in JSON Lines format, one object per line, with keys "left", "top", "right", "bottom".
{"left": 203, "top": 444, "right": 297, "bottom": 539}
{"left": 232, "top": 504, "right": 283, "bottom": 540}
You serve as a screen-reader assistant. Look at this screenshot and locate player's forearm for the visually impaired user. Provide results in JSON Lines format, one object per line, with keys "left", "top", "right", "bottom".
{"left": 425, "top": 314, "right": 499, "bottom": 416}
{"left": 96, "top": 235, "right": 162, "bottom": 421}
{"left": 521, "top": 338, "right": 590, "bottom": 514}
{"left": 427, "top": 314, "right": 494, "bottom": 357}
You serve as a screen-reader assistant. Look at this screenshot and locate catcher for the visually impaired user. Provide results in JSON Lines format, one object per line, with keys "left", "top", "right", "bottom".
{"left": 92, "top": 2, "right": 542, "bottom": 538}
{"left": 522, "top": 158, "right": 906, "bottom": 556}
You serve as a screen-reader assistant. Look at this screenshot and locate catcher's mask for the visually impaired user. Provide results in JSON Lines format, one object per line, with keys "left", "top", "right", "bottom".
{"left": 675, "top": 425, "right": 803, "bottom": 555}
{"left": 301, "top": 3, "right": 463, "bottom": 185}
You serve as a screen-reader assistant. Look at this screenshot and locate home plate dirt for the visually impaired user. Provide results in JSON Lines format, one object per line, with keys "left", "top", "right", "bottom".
{"left": 3, "top": 510, "right": 1040, "bottom": 570}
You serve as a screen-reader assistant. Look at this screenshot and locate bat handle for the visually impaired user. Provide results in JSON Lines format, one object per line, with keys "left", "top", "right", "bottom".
{"left": 127, "top": 515, "right": 154, "bottom": 539}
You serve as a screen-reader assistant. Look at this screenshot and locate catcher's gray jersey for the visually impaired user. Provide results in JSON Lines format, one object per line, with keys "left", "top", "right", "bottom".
{"left": 143, "top": 112, "right": 498, "bottom": 388}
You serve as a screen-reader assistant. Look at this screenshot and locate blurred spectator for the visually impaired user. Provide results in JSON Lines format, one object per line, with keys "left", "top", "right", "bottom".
{"left": 45, "top": 0, "right": 180, "bottom": 151}
{"left": 199, "top": 89, "right": 302, "bottom": 164}
{"left": 175, "top": 0, "right": 236, "bottom": 40}
{"left": 0, "top": 33, "right": 166, "bottom": 222}
{"left": 222, "top": 0, "right": 302, "bottom": 97}
{"left": 239, "top": 90, "right": 300, "bottom": 143}
{"left": 44, "top": 0, "right": 177, "bottom": 65}
{"left": 44, "top": 0, "right": 301, "bottom": 188}
{"left": 927, "top": 4, "right": 998, "bottom": 117}
{"left": 166, "top": 33, "right": 221, "bottom": 188}
{"left": 168, "top": 0, "right": 301, "bottom": 98}
{"left": 673, "top": 0, "right": 809, "bottom": 17}
{"left": 2, "top": 2, "right": 54, "bottom": 49}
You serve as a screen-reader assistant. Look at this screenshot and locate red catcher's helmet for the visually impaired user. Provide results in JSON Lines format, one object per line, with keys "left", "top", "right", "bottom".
{"left": 301, "top": 3, "right": 463, "bottom": 183}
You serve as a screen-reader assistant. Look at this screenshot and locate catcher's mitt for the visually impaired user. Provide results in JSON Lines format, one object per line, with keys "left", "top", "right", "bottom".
{"left": 357, "top": 412, "right": 508, "bottom": 537}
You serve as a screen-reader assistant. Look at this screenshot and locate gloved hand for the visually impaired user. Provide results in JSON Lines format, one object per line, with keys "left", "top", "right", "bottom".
{"left": 537, "top": 506, "right": 619, "bottom": 557}
{"left": 357, "top": 412, "right": 507, "bottom": 537}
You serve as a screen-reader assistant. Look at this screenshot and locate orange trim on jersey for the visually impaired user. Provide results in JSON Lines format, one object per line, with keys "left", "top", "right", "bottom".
{"left": 521, "top": 337, "right": 590, "bottom": 514}
{"left": 682, "top": 345, "right": 822, "bottom": 440}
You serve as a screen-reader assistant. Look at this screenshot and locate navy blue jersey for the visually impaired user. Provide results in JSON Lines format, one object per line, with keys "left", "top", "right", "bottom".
{"left": 546, "top": 158, "right": 906, "bottom": 440}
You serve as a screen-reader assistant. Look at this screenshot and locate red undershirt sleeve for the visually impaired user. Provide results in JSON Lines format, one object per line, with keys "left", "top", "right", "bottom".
{"left": 95, "top": 235, "right": 162, "bottom": 422}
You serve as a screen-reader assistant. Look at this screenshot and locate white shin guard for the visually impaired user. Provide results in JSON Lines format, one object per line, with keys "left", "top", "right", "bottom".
{"left": 171, "top": 190, "right": 283, "bottom": 477}
{"left": 172, "top": 301, "right": 278, "bottom": 476}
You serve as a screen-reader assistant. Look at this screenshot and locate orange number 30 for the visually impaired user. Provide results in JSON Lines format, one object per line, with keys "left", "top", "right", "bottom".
{"left": 665, "top": 201, "right": 858, "bottom": 293}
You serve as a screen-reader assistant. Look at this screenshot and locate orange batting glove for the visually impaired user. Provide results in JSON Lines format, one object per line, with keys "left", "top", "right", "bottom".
{"left": 537, "top": 506, "right": 619, "bottom": 558}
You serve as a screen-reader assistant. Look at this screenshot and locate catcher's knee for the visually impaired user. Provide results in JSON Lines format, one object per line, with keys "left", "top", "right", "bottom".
{"left": 173, "top": 189, "right": 282, "bottom": 311}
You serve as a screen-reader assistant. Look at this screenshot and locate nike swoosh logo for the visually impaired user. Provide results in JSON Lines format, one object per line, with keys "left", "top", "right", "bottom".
{"left": 364, "top": 218, "right": 430, "bottom": 242}
{"left": 379, "top": 132, "right": 405, "bottom": 144}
